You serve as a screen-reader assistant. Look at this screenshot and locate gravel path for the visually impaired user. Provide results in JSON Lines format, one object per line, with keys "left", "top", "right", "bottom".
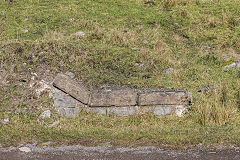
{"left": 1, "top": 144, "right": 240, "bottom": 160}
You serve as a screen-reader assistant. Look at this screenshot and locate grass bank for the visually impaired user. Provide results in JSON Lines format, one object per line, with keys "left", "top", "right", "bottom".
{"left": 0, "top": 0, "right": 240, "bottom": 148}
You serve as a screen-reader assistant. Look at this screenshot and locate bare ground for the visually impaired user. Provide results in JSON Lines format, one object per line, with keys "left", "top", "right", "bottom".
{"left": 1, "top": 144, "right": 240, "bottom": 160}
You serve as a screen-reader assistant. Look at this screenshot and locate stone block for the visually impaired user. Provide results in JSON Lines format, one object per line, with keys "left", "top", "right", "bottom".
{"left": 53, "top": 88, "right": 85, "bottom": 108}
{"left": 138, "top": 90, "right": 192, "bottom": 106}
{"left": 137, "top": 106, "right": 153, "bottom": 114}
{"left": 108, "top": 106, "right": 137, "bottom": 116}
{"left": 55, "top": 107, "right": 81, "bottom": 117}
{"left": 152, "top": 106, "right": 173, "bottom": 116}
{"left": 82, "top": 107, "right": 107, "bottom": 115}
{"left": 90, "top": 86, "right": 138, "bottom": 107}
{"left": 137, "top": 105, "right": 173, "bottom": 116}
{"left": 53, "top": 73, "right": 90, "bottom": 104}
{"left": 54, "top": 89, "right": 76, "bottom": 108}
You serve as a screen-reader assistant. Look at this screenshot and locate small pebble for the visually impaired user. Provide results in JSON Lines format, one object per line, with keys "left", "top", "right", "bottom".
{"left": 31, "top": 72, "right": 38, "bottom": 76}
{"left": 29, "top": 79, "right": 36, "bottom": 88}
{"left": 75, "top": 31, "right": 85, "bottom": 37}
{"left": 197, "top": 86, "right": 216, "bottom": 94}
{"left": 143, "top": 40, "right": 148, "bottom": 44}
{"left": 132, "top": 48, "right": 139, "bottom": 50}
{"left": 202, "top": 45, "right": 211, "bottom": 49}
{"left": 48, "top": 120, "right": 60, "bottom": 128}
{"left": 174, "top": 23, "right": 180, "bottom": 27}
{"left": 1, "top": 118, "right": 9, "bottom": 125}
{"left": 163, "top": 68, "right": 174, "bottom": 74}
{"left": 223, "top": 62, "right": 240, "bottom": 69}
{"left": 136, "top": 25, "right": 144, "bottom": 28}
{"left": 19, "top": 147, "right": 31, "bottom": 153}
{"left": 39, "top": 110, "right": 51, "bottom": 119}
{"left": 135, "top": 63, "right": 145, "bottom": 67}
{"left": 22, "top": 29, "right": 28, "bottom": 33}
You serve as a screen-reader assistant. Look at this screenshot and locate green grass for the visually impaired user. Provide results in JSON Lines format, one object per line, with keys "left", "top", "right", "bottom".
{"left": 0, "top": 0, "right": 240, "bottom": 148}
{"left": 1, "top": 111, "right": 240, "bottom": 148}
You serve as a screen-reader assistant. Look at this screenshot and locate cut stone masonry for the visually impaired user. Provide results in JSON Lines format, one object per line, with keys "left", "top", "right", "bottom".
{"left": 53, "top": 73, "right": 192, "bottom": 117}
{"left": 90, "top": 86, "right": 138, "bottom": 107}
{"left": 138, "top": 90, "right": 192, "bottom": 106}
{"left": 53, "top": 73, "right": 90, "bottom": 104}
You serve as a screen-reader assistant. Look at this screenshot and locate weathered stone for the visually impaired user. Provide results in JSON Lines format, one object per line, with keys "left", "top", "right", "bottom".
{"left": 75, "top": 31, "right": 85, "bottom": 37}
{"left": 19, "top": 147, "right": 31, "bottom": 153}
{"left": 137, "top": 106, "right": 153, "bottom": 114}
{"left": 197, "top": 86, "right": 216, "bottom": 94}
{"left": 1, "top": 118, "right": 9, "bottom": 125}
{"left": 39, "top": 110, "right": 51, "bottom": 119}
{"left": 108, "top": 106, "right": 137, "bottom": 116}
{"left": 143, "top": 40, "right": 148, "bottom": 44}
{"left": 223, "top": 62, "right": 240, "bottom": 69}
{"left": 48, "top": 120, "right": 60, "bottom": 128}
{"left": 55, "top": 107, "right": 81, "bottom": 117}
{"left": 90, "top": 86, "right": 138, "bottom": 107}
{"left": 76, "top": 105, "right": 187, "bottom": 117}
{"left": 22, "top": 29, "right": 28, "bottom": 33}
{"left": 163, "top": 67, "right": 174, "bottom": 74}
{"left": 135, "top": 62, "right": 145, "bottom": 67}
{"left": 65, "top": 71, "right": 75, "bottom": 79}
{"left": 82, "top": 107, "right": 107, "bottom": 115}
{"left": 53, "top": 73, "right": 90, "bottom": 104}
{"left": 138, "top": 90, "right": 192, "bottom": 106}
{"left": 136, "top": 25, "right": 144, "bottom": 28}
{"left": 152, "top": 106, "right": 173, "bottom": 116}
{"left": 53, "top": 88, "right": 85, "bottom": 117}
{"left": 54, "top": 89, "right": 77, "bottom": 108}
{"left": 175, "top": 105, "right": 187, "bottom": 117}
{"left": 138, "top": 106, "right": 173, "bottom": 116}
{"left": 202, "top": 45, "right": 211, "bottom": 49}
{"left": 137, "top": 105, "right": 173, "bottom": 116}
{"left": 35, "top": 80, "right": 53, "bottom": 98}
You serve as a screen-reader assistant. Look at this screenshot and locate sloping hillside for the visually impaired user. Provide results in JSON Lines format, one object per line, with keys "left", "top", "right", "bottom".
{"left": 0, "top": 0, "right": 240, "bottom": 147}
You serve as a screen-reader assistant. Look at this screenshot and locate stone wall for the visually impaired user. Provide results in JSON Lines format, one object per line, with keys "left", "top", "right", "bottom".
{"left": 53, "top": 73, "right": 192, "bottom": 117}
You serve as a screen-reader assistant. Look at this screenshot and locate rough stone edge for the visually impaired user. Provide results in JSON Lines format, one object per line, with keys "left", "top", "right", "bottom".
{"left": 79, "top": 105, "right": 188, "bottom": 117}
{"left": 137, "top": 90, "right": 192, "bottom": 106}
{"left": 53, "top": 73, "right": 192, "bottom": 107}
{"left": 52, "top": 73, "right": 192, "bottom": 117}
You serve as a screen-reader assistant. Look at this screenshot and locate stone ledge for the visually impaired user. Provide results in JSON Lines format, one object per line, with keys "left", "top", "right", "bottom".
{"left": 138, "top": 90, "right": 192, "bottom": 106}
{"left": 108, "top": 106, "right": 137, "bottom": 116}
{"left": 52, "top": 73, "right": 192, "bottom": 117}
{"left": 89, "top": 86, "right": 138, "bottom": 107}
{"left": 80, "top": 105, "right": 187, "bottom": 117}
{"left": 82, "top": 107, "right": 107, "bottom": 115}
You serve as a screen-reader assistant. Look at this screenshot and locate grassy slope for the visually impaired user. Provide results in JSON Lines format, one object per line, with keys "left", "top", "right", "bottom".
{"left": 0, "top": 0, "right": 240, "bottom": 147}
